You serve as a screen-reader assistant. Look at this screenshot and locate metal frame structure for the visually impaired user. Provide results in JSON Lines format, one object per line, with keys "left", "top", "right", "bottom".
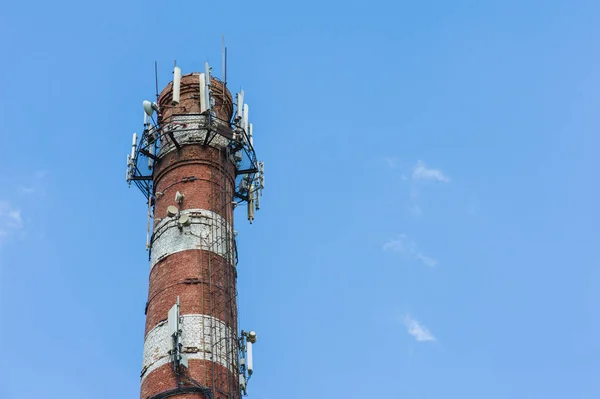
{"left": 127, "top": 79, "right": 262, "bottom": 208}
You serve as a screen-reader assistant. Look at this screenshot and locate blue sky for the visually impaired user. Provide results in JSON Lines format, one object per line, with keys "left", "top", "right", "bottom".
{"left": 1, "top": 0, "right": 600, "bottom": 398}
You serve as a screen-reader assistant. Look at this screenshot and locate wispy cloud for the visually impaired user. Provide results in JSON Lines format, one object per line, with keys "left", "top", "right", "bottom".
{"left": 18, "top": 170, "right": 50, "bottom": 196}
{"left": 19, "top": 187, "right": 35, "bottom": 195}
{"left": 412, "top": 160, "right": 449, "bottom": 183}
{"left": 0, "top": 201, "right": 24, "bottom": 244}
{"left": 383, "top": 157, "right": 400, "bottom": 169}
{"left": 415, "top": 253, "right": 437, "bottom": 267}
{"left": 382, "top": 234, "right": 415, "bottom": 253}
{"left": 409, "top": 204, "right": 422, "bottom": 217}
{"left": 34, "top": 170, "right": 50, "bottom": 180}
{"left": 404, "top": 314, "right": 436, "bottom": 342}
{"left": 383, "top": 234, "right": 438, "bottom": 267}
{"left": 0, "top": 203, "right": 23, "bottom": 229}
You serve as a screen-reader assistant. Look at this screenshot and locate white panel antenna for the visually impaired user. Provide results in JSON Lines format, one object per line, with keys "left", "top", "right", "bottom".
{"left": 204, "top": 62, "right": 211, "bottom": 110}
{"left": 168, "top": 301, "right": 180, "bottom": 338}
{"left": 131, "top": 133, "right": 137, "bottom": 159}
{"left": 259, "top": 161, "right": 265, "bottom": 190}
{"left": 126, "top": 154, "right": 132, "bottom": 182}
{"left": 167, "top": 297, "right": 187, "bottom": 369}
{"left": 242, "top": 104, "right": 249, "bottom": 133}
{"left": 199, "top": 73, "right": 208, "bottom": 113}
{"left": 172, "top": 66, "right": 181, "bottom": 105}
{"left": 236, "top": 90, "right": 244, "bottom": 121}
{"left": 248, "top": 183, "right": 255, "bottom": 223}
{"left": 239, "top": 374, "right": 247, "bottom": 395}
{"left": 148, "top": 145, "right": 154, "bottom": 170}
{"left": 246, "top": 341, "right": 254, "bottom": 375}
{"left": 249, "top": 123, "right": 253, "bottom": 147}
{"left": 255, "top": 184, "right": 260, "bottom": 210}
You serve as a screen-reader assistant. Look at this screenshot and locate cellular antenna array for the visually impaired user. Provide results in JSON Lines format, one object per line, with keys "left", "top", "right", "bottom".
{"left": 126, "top": 53, "right": 264, "bottom": 399}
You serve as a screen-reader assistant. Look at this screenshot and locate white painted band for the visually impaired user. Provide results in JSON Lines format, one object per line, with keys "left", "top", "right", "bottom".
{"left": 159, "top": 115, "right": 231, "bottom": 158}
{"left": 150, "top": 208, "right": 234, "bottom": 271}
{"left": 141, "top": 314, "right": 238, "bottom": 380}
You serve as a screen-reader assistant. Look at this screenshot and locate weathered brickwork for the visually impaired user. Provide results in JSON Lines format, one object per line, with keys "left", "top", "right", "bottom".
{"left": 158, "top": 74, "right": 233, "bottom": 122}
{"left": 153, "top": 145, "right": 236, "bottom": 224}
{"left": 145, "top": 250, "right": 237, "bottom": 336}
{"left": 141, "top": 360, "right": 235, "bottom": 399}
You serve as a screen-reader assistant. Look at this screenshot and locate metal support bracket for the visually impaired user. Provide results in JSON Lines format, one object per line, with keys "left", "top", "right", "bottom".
{"left": 236, "top": 168, "right": 258, "bottom": 176}
{"left": 167, "top": 131, "right": 181, "bottom": 149}
{"left": 131, "top": 175, "right": 153, "bottom": 181}
{"left": 140, "top": 148, "right": 160, "bottom": 161}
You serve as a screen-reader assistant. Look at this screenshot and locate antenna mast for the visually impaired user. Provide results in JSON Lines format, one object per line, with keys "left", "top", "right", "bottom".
{"left": 154, "top": 61, "right": 159, "bottom": 102}
{"left": 222, "top": 35, "right": 227, "bottom": 96}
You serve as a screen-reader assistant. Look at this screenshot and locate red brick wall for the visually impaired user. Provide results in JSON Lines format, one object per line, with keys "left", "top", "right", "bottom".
{"left": 145, "top": 251, "right": 237, "bottom": 336}
{"left": 153, "top": 145, "right": 236, "bottom": 224}
{"left": 141, "top": 360, "right": 235, "bottom": 399}
{"left": 158, "top": 74, "right": 233, "bottom": 123}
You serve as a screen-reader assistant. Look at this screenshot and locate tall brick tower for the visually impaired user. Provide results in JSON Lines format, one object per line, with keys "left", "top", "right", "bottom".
{"left": 127, "top": 61, "right": 263, "bottom": 399}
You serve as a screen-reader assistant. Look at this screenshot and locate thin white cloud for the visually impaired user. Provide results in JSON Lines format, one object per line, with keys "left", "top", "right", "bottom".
{"left": 383, "top": 234, "right": 416, "bottom": 253}
{"left": 0, "top": 201, "right": 24, "bottom": 245}
{"left": 383, "top": 157, "right": 400, "bottom": 169}
{"left": 7, "top": 210, "right": 22, "bottom": 228}
{"left": 34, "top": 170, "right": 50, "bottom": 180}
{"left": 412, "top": 160, "right": 449, "bottom": 183}
{"left": 415, "top": 253, "right": 437, "bottom": 267}
{"left": 18, "top": 170, "right": 50, "bottom": 197}
{"left": 409, "top": 204, "right": 422, "bottom": 217}
{"left": 18, "top": 187, "right": 35, "bottom": 195}
{"left": 404, "top": 314, "right": 436, "bottom": 342}
{"left": 383, "top": 234, "right": 438, "bottom": 267}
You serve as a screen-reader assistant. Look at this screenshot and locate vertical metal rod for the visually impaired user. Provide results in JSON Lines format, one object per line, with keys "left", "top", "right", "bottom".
{"left": 146, "top": 196, "right": 151, "bottom": 249}
{"left": 222, "top": 35, "right": 226, "bottom": 99}
{"left": 155, "top": 61, "right": 159, "bottom": 102}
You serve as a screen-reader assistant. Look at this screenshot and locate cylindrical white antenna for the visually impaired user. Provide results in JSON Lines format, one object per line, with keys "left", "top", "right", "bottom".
{"left": 222, "top": 35, "right": 226, "bottom": 84}
{"left": 255, "top": 186, "right": 260, "bottom": 210}
{"left": 243, "top": 104, "right": 249, "bottom": 133}
{"left": 199, "top": 73, "right": 207, "bottom": 113}
{"left": 204, "top": 62, "right": 211, "bottom": 110}
{"left": 259, "top": 161, "right": 265, "bottom": 190}
{"left": 236, "top": 90, "right": 245, "bottom": 120}
{"left": 249, "top": 123, "right": 253, "bottom": 146}
{"left": 248, "top": 184, "right": 255, "bottom": 223}
{"left": 204, "top": 61, "right": 211, "bottom": 80}
{"left": 146, "top": 198, "right": 152, "bottom": 249}
{"left": 246, "top": 341, "right": 253, "bottom": 375}
{"left": 172, "top": 66, "right": 181, "bottom": 105}
{"left": 239, "top": 374, "right": 247, "bottom": 395}
{"left": 148, "top": 144, "right": 154, "bottom": 170}
{"left": 131, "top": 133, "right": 137, "bottom": 159}
{"left": 144, "top": 113, "right": 148, "bottom": 126}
